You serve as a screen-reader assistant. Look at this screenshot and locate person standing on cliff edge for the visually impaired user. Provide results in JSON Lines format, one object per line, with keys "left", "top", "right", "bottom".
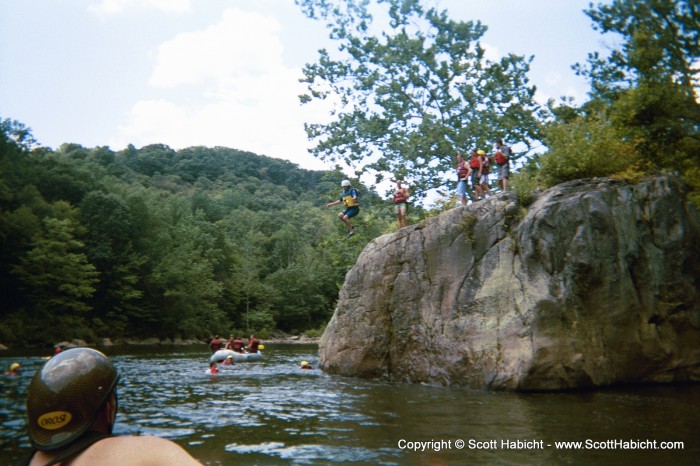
{"left": 455, "top": 152, "right": 472, "bottom": 205}
{"left": 326, "top": 180, "right": 360, "bottom": 238}
{"left": 393, "top": 180, "right": 410, "bottom": 228}
{"left": 494, "top": 138, "right": 511, "bottom": 193}
{"left": 477, "top": 149, "right": 492, "bottom": 198}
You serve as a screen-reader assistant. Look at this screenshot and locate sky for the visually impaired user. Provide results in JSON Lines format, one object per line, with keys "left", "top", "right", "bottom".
{"left": 0, "top": 0, "right": 613, "bottom": 174}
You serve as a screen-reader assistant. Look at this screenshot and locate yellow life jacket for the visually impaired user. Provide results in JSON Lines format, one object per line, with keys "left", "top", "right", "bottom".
{"left": 342, "top": 188, "right": 359, "bottom": 207}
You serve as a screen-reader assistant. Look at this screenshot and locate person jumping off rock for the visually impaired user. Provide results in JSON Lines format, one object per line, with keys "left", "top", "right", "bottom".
{"left": 326, "top": 180, "right": 360, "bottom": 238}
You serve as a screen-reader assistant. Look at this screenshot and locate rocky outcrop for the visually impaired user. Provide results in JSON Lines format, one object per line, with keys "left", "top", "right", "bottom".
{"left": 319, "top": 175, "right": 700, "bottom": 391}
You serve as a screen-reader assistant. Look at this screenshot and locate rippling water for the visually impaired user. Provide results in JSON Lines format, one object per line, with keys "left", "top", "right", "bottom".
{"left": 1, "top": 344, "right": 698, "bottom": 465}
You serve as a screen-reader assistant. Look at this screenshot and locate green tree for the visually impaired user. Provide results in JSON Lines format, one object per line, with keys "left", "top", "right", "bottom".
{"left": 80, "top": 190, "right": 144, "bottom": 335}
{"left": 147, "top": 206, "right": 226, "bottom": 337}
{"left": 574, "top": 0, "right": 700, "bottom": 169}
{"left": 576, "top": 0, "right": 699, "bottom": 101}
{"left": 232, "top": 240, "right": 272, "bottom": 333}
{"left": 12, "top": 217, "right": 98, "bottom": 318}
{"left": 541, "top": 0, "right": 699, "bottom": 198}
{"left": 297, "top": 0, "right": 543, "bottom": 199}
{"left": 0, "top": 117, "right": 37, "bottom": 152}
{"left": 540, "top": 113, "right": 638, "bottom": 188}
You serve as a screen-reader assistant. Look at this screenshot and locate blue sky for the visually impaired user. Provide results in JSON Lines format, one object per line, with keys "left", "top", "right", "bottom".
{"left": 0, "top": 0, "right": 611, "bottom": 172}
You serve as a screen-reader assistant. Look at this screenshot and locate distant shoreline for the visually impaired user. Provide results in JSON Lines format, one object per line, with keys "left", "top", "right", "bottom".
{"left": 263, "top": 337, "right": 320, "bottom": 345}
{"left": 0, "top": 336, "right": 320, "bottom": 351}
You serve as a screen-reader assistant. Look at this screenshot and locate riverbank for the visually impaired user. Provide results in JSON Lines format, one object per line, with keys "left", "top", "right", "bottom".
{"left": 100, "top": 335, "right": 320, "bottom": 346}
{"left": 0, "top": 335, "right": 320, "bottom": 351}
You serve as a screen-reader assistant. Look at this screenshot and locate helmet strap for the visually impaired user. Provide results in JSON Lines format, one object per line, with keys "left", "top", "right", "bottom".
{"left": 106, "top": 391, "right": 118, "bottom": 434}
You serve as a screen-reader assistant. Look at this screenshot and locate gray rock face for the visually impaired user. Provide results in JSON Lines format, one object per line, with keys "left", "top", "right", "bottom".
{"left": 319, "top": 176, "right": 700, "bottom": 391}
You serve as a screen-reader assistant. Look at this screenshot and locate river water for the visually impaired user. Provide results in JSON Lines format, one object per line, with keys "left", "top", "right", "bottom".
{"left": 1, "top": 344, "right": 698, "bottom": 465}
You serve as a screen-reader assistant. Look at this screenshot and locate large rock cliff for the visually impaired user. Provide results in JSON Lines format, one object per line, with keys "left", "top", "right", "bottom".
{"left": 318, "top": 175, "right": 700, "bottom": 391}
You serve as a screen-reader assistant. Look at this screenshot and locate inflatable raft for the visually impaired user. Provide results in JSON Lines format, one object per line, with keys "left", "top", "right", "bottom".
{"left": 210, "top": 349, "right": 263, "bottom": 363}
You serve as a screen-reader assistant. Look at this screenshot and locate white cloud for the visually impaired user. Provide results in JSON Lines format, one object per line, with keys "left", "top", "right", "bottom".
{"left": 534, "top": 78, "right": 588, "bottom": 107}
{"left": 111, "top": 8, "right": 332, "bottom": 170}
{"left": 481, "top": 42, "right": 502, "bottom": 62}
{"left": 89, "top": 0, "right": 190, "bottom": 15}
{"left": 149, "top": 9, "right": 283, "bottom": 89}
{"left": 114, "top": 99, "right": 188, "bottom": 145}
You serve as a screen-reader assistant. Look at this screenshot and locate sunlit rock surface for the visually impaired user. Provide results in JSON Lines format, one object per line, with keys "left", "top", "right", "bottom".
{"left": 319, "top": 175, "right": 700, "bottom": 391}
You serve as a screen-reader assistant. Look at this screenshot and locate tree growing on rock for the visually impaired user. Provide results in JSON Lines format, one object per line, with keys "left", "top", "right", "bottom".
{"left": 542, "top": 0, "right": 700, "bottom": 199}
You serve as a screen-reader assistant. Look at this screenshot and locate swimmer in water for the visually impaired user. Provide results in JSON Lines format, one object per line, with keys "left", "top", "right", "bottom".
{"left": 5, "top": 362, "right": 21, "bottom": 376}
{"left": 206, "top": 361, "right": 219, "bottom": 375}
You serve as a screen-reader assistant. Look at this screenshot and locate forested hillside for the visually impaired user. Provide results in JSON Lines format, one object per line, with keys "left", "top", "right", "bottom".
{"left": 3, "top": 0, "right": 698, "bottom": 349}
{"left": 0, "top": 122, "right": 398, "bottom": 347}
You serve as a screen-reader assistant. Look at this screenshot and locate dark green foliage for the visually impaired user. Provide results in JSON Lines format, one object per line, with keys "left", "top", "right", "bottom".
{"left": 0, "top": 118, "right": 394, "bottom": 347}
{"left": 575, "top": 0, "right": 698, "bottom": 102}
{"left": 540, "top": 0, "right": 699, "bottom": 199}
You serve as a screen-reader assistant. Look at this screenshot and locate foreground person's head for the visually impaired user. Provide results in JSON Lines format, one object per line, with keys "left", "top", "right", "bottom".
{"left": 26, "top": 348, "right": 119, "bottom": 451}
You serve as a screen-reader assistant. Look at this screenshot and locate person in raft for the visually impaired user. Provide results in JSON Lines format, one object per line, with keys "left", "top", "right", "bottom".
{"left": 209, "top": 335, "right": 224, "bottom": 353}
{"left": 19, "top": 347, "right": 201, "bottom": 465}
{"left": 326, "top": 180, "right": 360, "bottom": 238}
{"left": 247, "top": 334, "right": 261, "bottom": 353}
{"left": 232, "top": 336, "right": 245, "bottom": 353}
{"left": 300, "top": 361, "right": 313, "bottom": 370}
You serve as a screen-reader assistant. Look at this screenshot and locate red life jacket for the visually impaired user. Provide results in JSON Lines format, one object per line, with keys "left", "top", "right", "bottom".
{"left": 455, "top": 161, "right": 469, "bottom": 180}
{"left": 210, "top": 339, "right": 223, "bottom": 351}
{"left": 495, "top": 150, "right": 508, "bottom": 166}
{"left": 469, "top": 156, "right": 481, "bottom": 169}
{"left": 393, "top": 190, "right": 408, "bottom": 204}
{"left": 480, "top": 156, "right": 490, "bottom": 174}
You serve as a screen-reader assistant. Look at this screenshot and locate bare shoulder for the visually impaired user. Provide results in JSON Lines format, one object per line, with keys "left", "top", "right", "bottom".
{"left": 74, "top": 436, "right": 202, "bottom": 465}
